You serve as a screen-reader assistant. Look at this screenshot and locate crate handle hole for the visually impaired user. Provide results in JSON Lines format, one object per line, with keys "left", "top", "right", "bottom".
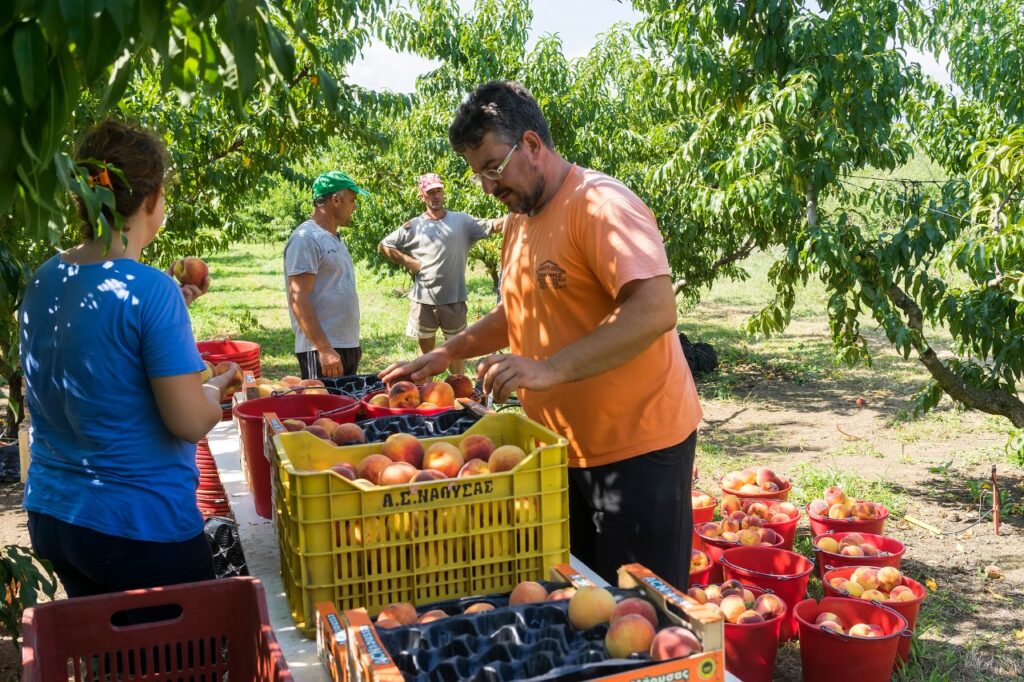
{"left": 110, "top": 603, "right": 184, "bottom": 627}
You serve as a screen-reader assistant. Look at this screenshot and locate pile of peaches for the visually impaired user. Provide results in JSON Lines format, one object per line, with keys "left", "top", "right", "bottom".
{"left": 696, "top": 497, "right": 799, "bottom": 547}
{"left": 253, "top": 374, "right": 328, "bottom": 397}
{"left": 807, "top": 485, "right": 885, "bottom": 521}
{"left": 825, "top": 566, "right": 915, "bottom": 603}
{"left": 813, "top": 532, "right": 892, "bottom": 558}
{"left": 296, "top": 429, "right": 528, "bottom": 486}
{"left": 685, "top": 580, "right": 786, "bottom": 626}
{"left": 720, "top": 467, "right": 790, "bottom": 495}
{"left": 367, "top": 375, "right": 475, "bottom": 410}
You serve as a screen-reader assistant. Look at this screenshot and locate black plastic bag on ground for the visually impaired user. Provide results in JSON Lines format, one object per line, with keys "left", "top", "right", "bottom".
{"left": 679, "top": 332, "right": 719, "bottom": 376}
{"left": 204, "top": 516, "right": 248, "bottom": 579}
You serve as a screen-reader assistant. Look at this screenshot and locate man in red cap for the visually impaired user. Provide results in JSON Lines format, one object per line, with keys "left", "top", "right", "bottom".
{"left": 378, "top": 173, "right": 503, "bottom": 374}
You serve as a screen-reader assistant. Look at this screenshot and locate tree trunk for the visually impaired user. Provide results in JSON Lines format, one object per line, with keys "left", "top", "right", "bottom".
{"left": 886, "top": 283, "right": 1024, "bottom": 427}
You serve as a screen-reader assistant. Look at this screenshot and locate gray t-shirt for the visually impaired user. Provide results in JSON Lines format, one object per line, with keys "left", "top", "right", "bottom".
{"left": 380, "top": 211, "right": 490, "bottom": 305}
{"left": 283, "top": 220, "right": 360, "bottom": 352}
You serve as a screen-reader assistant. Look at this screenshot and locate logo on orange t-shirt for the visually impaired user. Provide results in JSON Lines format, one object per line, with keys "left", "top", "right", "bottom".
{"left": 536, "top": 260, "right": 566, "bottom": 290}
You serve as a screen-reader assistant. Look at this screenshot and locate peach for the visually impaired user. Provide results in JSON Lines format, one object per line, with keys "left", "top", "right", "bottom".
{"left": 311, "top": 417, "right": 339, "bottom": 435}
{"left": 488, "top": 444, "right": 527, "bottom": 472}
{"left": 738, "top": 529, "right": 761, "bottom": 546}
{"left": 691, "top": 492, "right": 715, "bottom": 508}
{"left": 888, "top": 585, "right": 915, "bottom": 601}
{"left": 567, "top": 587, "right": 617, "bottom": 629}
{"left": 746, "top": 502, "right": 770, "bottom": 519}
{"left": 736, "top": 610, "right": 765, "bottom": 624}
{"left": 304, "top": 425, "right": 332, "bottom": 440}
{"left": 605, "top": 614, "right": 656, "bottom": 658}
{"left": 378, "top": 602, "right": 417, "bottom": 625}
{"left": 280, "top": 375, "right": 303, "bottom": 386}
{"left": 840, "top": 545, "right": 864, "bottom": 557}
{"left": 721, "top": 473, "right": 743, "bottom": 490}
{"left": 463, "top": 602, "right": 495, "bottom": 614}
{"left": 459, "top": 434, "right": 495, "bottom": 462}
{"left": 719, "top": 579, "right": 744, "bottom": 596}
{"left": 738, "top": 484, "right": 762, "bottom": 495}
{"left": 418, "top": 609, "right": 448, "bottom": 624}
{"left": 720, "top": 531, "right": 739, "bottom": 542}
{"left": 808, "top": 500, "right": 830, "bottom": 516}
{"left": 331, "top": 462, "right": 357, "bottom": 480}
{"left": 387, "top": 381, "right": 421, "bottom": 408}
{"left": 382, "top": 432, "right": 424, "bottom": 468}
{"left": 754, "top": 594, "right": 786, "bottom": 620}
{"left": 379, "top": 462, "right": 418, "bottom": 486}
{"left": 689, "top": 550, "right": 709, "bottom": 571}
{"left": 282, "top": 418, "right": 306, "bottom": 432}
{"left": 770, "top": 512, "right": 791, "bottom": 524}
{"left": 458, "top": 459, "right": 489, "bottom": 477}
{"left": 860, "top": 589, "right": 888, "bottom": 602}
{"left": 851, "top": 567, "right": 879, "bottom": 591}
{"left": 876, "top": 567, "right": 903, "bottom": 592}
{"left": 729, "top": 511, "right": 747, "bottom": 522}
{"left": 819, "top": 620, "right": 844, "bottom": 634}
{"left": 720, "top": 595, "right": 747, "bottom": 623}
{"left": 824, "top": 486, "right": 847, "bottom": 506}
{"left": 720, "top": 518, "right": 741, "bottom": 534}
{"left": 649, "top": 626, "right": 702, "bottom": 661}
{"left": 686, "top": 587, "right": 708, "bottom": 604}
{"left": 444, "top": 374, "right": 475, "bottom": 399}
{"left": 742, "top": 589, "right": 756, "bottom": 604}
{"left": 759, "top": 481, "right": 780, "bottom": 492}
{"left": 816, "top": 537, "right": 840, "bottom": 554}
{"left": 829, "top": 577, "right": 846, "bottom": 589}
{"left": 840, "top": 580, "right": 864, "bottom": 598}
{"left": 331, "top": 423, "right": 366, "bottom": 445}
{"left": 859, "top": 543, "right": 879, "bottom": 556}
{"left": 828, "top": 503, "right": 851, "bottom": 519}
{"left": 356, "top": 454, "right": 393, "bottom": 485}
{"left": 508, "top": 580, "right": 548, "bottom": 605}
{"left": 755, "top": 467, "right": 776, "bottom": 486}
{"left": 815, "top": 612, "right": 843, "bottom": 628}
{"left": 172, "top": 256, "right": 208, "bottom": 286}
{"left": 374, "top": 617, "right": 401, "bottom": 629}
{"left": 738, "top": 469, "right": 757, "bottom": 485}
{"left": 299, "top": 378, "right": 328, "bottom": 395}
{"left": 839, "top": 533, "right": 866, "bottom": 547}
{"left": 848, "top": 623, "right": 882, "bottom": 638}
{"left": 759, "top": 528, "right": 779, "bottom": 545}
{"left": 703, "top": 585, "right": 722, "bottom": 602}
{"left": 700, "top": 522, "right": 721, "bottom": 538}
{"left": 776, "top": 502, "right": 798, "bottom": 517}
{"left": 720, "top": 494, "right": 743, "bottom": 514}
{"left": 412, "top": 469, "right": 446, "bottom": 482}
{"left": 423, "top": 442, "right": 464, "bottom": 478}
{"left": 610, "top": 597, "right": 659, "bottom": 630}
{"left": 420, "top": 381, "right": 455, "bottom": 407}
{"left": 368, "top": 394, "right": 390, "bottom": 407}
{"left": 850, "top": 501, "right": 876, "bottom": 520}
{"left": 703, "top": 602, "right": 724, "bottom": 618}
{"left": 546, "top": 587, "right": 577, "bottom": 601}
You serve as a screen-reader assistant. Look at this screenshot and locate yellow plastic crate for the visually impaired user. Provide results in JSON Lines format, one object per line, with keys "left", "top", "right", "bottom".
{"left": 268, "top": 412, "right": 570, "bottom": 634}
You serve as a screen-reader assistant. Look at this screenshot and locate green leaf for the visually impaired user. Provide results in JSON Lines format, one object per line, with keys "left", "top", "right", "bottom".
{"left": 12, "top": 22, "right": 48, "bottom": 110}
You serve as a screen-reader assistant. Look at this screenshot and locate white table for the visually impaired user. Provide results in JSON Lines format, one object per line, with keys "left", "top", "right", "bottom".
{"left": 206, "top": 421, "right": 740, "bottom": 682}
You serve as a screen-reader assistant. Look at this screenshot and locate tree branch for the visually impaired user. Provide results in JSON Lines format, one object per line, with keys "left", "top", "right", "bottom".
{"left": 886, "top": 283, "right": 1024, "bottom": 427}
{"left": 673, "top": 236, "right": 757, "bottom": 294}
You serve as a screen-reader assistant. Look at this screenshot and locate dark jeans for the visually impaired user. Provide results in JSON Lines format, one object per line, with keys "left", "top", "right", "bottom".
{"left": 28, "top": 511, "right": 215, "bottom": 598}
{"left": 568, "top": 430, "right": 697, "bottom": 589}
{"left": 296, "top": 346, "right": 362, "bottom": 380}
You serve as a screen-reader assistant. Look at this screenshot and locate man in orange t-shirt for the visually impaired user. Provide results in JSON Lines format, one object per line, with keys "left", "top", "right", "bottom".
{"left": 381, "top": 80, "right": 703, "bottom": 587}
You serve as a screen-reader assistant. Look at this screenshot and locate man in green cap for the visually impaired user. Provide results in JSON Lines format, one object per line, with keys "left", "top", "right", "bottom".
{"left": 284, "top": 171, "right": 370, "bottom": 378}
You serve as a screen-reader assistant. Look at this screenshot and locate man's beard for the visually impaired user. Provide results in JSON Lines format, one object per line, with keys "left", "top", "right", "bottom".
{"left": 502, "top": 173, "right": 545, "bottom": 215}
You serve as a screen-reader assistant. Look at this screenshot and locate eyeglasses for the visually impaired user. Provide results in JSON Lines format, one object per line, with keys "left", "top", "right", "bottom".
{"left": 471, "top": 144, "right": 518, "bottom": 185}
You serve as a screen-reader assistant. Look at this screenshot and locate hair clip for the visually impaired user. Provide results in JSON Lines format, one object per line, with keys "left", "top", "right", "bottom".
{"left": 88, "top": 168, "right": 113, "bottom": 189}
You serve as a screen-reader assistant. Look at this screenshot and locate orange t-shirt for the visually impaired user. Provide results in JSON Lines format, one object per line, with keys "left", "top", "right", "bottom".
{"left": 500, "top": 165, "right": 703, "bottom": 467}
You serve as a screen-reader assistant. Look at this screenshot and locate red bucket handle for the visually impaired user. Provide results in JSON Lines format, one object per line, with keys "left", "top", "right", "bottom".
{"left": 717, "top": 554, "right": 814, "bottom": 581}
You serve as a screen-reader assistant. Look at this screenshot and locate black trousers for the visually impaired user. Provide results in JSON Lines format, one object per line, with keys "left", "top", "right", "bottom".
{"left": 568, "top": 430, "right": 697, "bottom": 589}
{"left": 28, "top": 511, "right": 215, "bottom": 598}
{"left": 296, "top": 346, "right": 362, "bottom": 380}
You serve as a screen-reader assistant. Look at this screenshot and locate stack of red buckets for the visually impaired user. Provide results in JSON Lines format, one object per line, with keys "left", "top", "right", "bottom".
{"left": 194, "top": 340, "right": 261, "bottom": 516}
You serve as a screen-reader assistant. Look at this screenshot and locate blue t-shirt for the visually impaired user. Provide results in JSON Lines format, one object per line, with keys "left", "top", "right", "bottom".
{"left": 20, "top": 255, "right": 206, "bottom": 542}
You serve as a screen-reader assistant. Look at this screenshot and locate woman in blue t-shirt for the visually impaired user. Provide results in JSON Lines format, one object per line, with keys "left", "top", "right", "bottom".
{"left": 19, "top": 120, "right": 239, "bottom": 597}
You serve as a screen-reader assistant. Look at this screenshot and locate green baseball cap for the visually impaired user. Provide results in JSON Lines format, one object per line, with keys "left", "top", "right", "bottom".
{"left": 312, "top": 170, "right": 369, "bottom": 199}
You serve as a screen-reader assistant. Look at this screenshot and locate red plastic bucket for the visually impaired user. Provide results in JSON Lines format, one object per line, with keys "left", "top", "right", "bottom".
{"left": 361, "top": 389, "right": 455, "bottom": 418}
{"left": 233, "top": 393, "right": 360, "bottom": 518}
{"left": 822, "top": 566, "right": 926, "bottom": 665}
{"left": 794, "top": 596, "right": 909, "bottom": 681}
{"left": 728, "top": 498, "right": 800, "bottom": 551}
{"left": 695, "top": 527, "right": 786, "bottom": 584}
{"left": 719, "top": 545, "right": 814, "bottom": 641}
{"left": 196, "top": 340, "right": 262, "bottom": 377}
{"left": 811, "top": 531, "right": 905, "bottom": 579}
{"left": 720, "top": 478, "right": 791, "bottom": 501}
{"left": 691, "top": 490, "right": 717, "bottom": 551}
{"left": 692, "top": 583, "right": 782, "bottom": 682}
{"left": 806, "top": 502, "right": 889, "bottom": 537}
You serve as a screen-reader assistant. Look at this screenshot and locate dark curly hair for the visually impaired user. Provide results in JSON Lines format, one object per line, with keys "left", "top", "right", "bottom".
{"left": 75, "top": 120, "right": 168, "bottom": 239}
{"left": 449, "top": 80, "right": 554, "bottom": 153}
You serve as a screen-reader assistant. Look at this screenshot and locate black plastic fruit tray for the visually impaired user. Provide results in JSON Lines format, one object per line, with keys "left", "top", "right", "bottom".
{"left": 356, "top": 411, "right": 481, "bottom": 444}
{"left": 373, "top": 586, "right": 680, "bottom": 682}
{"left": 321, "top": 373, "right": 386, "bottom": 398}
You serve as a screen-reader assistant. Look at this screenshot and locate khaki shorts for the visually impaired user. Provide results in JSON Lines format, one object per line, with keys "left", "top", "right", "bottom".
{"left": 406, "top": 300, "right": 468, "bottom": 339}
